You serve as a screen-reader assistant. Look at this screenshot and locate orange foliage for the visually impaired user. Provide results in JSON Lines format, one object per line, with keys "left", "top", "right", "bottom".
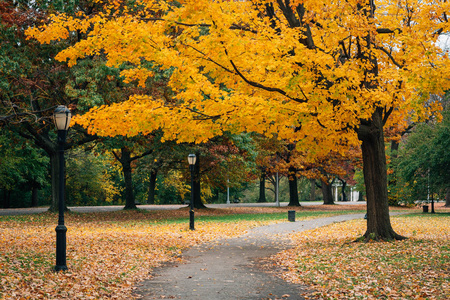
{"left": 26, "top": 0, "right": 450, "bottom": 155}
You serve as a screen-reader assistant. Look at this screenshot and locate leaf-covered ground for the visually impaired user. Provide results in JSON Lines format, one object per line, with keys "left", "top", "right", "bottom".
{"left": 0, "top": 205, "right": 364, "bottom": 299}
{"left": 275, "top": 205, "right": 450, "bottom": 300}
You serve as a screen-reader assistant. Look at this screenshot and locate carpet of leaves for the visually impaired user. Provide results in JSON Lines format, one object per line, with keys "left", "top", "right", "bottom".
{"left": 275, "top": 206, "right": 450, "bottom": 300}
{"left": 0, "top": 206, "right": 354, "bottom": 299}
{"left": 0, "top": 208, "right": 276, "bottom": 299}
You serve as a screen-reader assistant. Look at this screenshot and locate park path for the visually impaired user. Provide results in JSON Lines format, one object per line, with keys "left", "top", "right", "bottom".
{"left": 136, "top": 213, "right": 367, "bottom": 300}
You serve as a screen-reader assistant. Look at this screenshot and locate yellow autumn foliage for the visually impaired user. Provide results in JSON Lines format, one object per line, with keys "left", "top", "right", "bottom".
{"left": 26, "top": 0, "right": 450, "bottom": 157}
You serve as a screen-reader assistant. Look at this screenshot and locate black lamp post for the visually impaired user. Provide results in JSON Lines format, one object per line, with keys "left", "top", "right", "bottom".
{"left": 188, "top": 154, "right": 196, "bottom": 230}
{"left": 53, "top": 105, "right": 71, "bottom": 271}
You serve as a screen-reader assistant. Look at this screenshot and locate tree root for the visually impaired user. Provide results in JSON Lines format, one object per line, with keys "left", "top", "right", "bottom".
{"left": 353, "top": 232, "right": 408, "bottom": 242}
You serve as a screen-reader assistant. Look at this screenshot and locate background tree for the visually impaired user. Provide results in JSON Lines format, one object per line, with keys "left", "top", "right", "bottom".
{"left": 0, "top": 131, "right": 49, "bottom": 208}
{"left": 396, "top": 101, "right": 450, "bottom": 206}
{"left": 0, "top": 0, "right": 104, "bottom": 210}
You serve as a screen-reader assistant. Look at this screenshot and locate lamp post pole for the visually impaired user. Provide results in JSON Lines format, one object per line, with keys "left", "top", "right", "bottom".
{"left": 188, "top": 154, "right": 196, "bottom": 230}
{"left": 53, "top": 105, "right": 71, "bottom": 272}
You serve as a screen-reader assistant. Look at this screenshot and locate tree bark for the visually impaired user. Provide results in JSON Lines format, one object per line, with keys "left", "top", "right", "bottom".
{"left": 147, "top": 169, "right": 158, "bottom": 204}
{"left": 358, "top": 109, "right": 405, "bottom": 240}
{"left": 388, "top": 140, "right": 400, "bottom": 205}
{"left": 358, "top": 191, "right": 364, "bottom": 201}
{"left": 321, "top": 179, "right": 334, "bottom": 205}
{"left": 288, "top": 166, "right": 301, "bottom": 206}
{"left": 31, "top": 186, "right": 39, "bottom": 207}
{"left": 258, "top": 168, "right": 267, "bottom": 203}
{"left": 2, "top": 190, "right": 11, "bottom": 208}
{"left": 341, "top": 180, "right": 348, "bottom": 201}
{"left": 445, "top": 187, "right": 450, "bottom": 207}
{"left": 310, "top": 179, "right": 316, "bottom": 201}
{"left": 120, "top": 149, "right": 136, "bottom": 210}
{"left": 193, "top": 153, "right": 207, "bottom": 209}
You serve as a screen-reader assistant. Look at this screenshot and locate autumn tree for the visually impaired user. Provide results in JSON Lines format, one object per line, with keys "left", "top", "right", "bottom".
{"left": 28, "top": 0, "right": 450, "bottom": 239}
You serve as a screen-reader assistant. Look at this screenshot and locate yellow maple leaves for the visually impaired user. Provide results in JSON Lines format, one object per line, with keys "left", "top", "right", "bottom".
{"left": 25, "top": 0, "right": 450, "bottom": 158}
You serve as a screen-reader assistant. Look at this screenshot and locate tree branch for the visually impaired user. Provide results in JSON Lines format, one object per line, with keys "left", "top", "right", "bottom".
{"left": 376, "top": 28, "right": 402, "bottom": 34}
{"left": 130, "top": 149, "right": 154, "bottom": 162}
{"left": 373, "top": 44, "right": 404, "bottom": 68}
{"left": 226, "top": 51, "right": 307, "bottom": 103}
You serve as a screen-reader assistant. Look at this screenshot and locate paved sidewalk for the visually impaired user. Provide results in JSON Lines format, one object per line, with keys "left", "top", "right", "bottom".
{"left": 136, "top": 213, "right": 367, "bottom": 300}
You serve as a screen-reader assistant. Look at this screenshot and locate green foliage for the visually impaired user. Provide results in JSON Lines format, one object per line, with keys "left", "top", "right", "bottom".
{"left": 66, "top": 148, "right": 122, "bottom": 206}
{"left": 0, "top": 131, "right": 49, "bottom": 207}
{"left": 395, "top": 105, "right": 450, "bottom": 204}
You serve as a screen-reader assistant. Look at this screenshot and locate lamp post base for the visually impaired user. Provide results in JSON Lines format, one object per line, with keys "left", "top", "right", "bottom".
{"left": 55, "top": 224, "right": 67, "bottom": 271}
{"left": 54, "top": 265, "right": 68, "bottom": 272}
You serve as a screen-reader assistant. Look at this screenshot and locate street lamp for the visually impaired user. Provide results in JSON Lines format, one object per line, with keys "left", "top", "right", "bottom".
{"left": 53, "top": 105, "right": 71, "bottom": 271}
{"left": 188, "top": 154, "right": 196, "bottom": 230}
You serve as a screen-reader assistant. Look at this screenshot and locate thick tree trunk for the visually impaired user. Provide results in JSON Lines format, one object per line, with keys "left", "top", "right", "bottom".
{"left": 121, "top": 149, "right": 136, "bottom": 210}
{"left": 193, "top": 153, "right": 207, "bottom": 209}
{"left": 341, "top": 180, "right": 348, "bottom": 201}
{"left": 445, "top": 188, "right": 450, "bottom": 207}
{"left": 288, "top": 167, "right": 301, "bottom": 206}
{"left": 147, "top": 169, "right": 157, "bottom": 204}
{"left": 321, "top": 180, "right": 334, "bottom": 205}
{"left": 310, "top": 179, "right": 316, "bottom": 201}
{"left": 358, "top": 109, "right": 405, "bottom": 240}
{"left": 31, "top": 186, "right": 39, "bottom": 207}
{"left": 258, "top": 168, "right": 267, "bottom": 203}
{"left": 2, "top": 189, "right": 11, "bottom": 208}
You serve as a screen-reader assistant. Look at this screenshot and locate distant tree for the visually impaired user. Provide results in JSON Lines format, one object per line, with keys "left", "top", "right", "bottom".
{"left": 0, "top": 131, "right": 48, "bottom": 208}
{"left": 396, "top": 102, "right": 450, "bottom": 206}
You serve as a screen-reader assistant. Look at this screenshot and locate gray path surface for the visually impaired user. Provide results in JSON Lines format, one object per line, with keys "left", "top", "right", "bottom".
{"left": 136, "top": 214, "right": 367, "bottom": 300}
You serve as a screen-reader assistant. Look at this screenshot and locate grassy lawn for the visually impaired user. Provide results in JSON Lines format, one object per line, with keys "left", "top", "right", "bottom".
{"left": 275, "top": 205, "right": 450, "bottom": 299}
{"left": 0, "top": 204, "right": 446, "bottom": 299}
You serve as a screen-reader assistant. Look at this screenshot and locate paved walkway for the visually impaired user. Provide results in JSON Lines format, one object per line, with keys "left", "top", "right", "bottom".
{"left": 136, "top": 213, "right": 367, "bottom": 300}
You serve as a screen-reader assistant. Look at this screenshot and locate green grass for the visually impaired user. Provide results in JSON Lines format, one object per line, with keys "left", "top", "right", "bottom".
{"left": 0, "top": 208, "right": 367, "bottom": 228}
{"left": 175, "top": 210, "right": 366, "bottom": 223}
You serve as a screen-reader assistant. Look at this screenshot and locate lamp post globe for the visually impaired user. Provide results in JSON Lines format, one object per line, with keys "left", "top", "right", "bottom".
{"left": 53, "top": 105, "right": 71, "bottom": 272}
{"left": 188, "top": 154, "right": 196, "bottom": 230}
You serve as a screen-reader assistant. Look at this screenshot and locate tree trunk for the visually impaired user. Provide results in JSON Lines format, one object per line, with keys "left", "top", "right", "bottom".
{"left": 388, "top": 140, "right": 400, "bottom": 205}
{"left": 288, "top": 167, "right": 301, "bottom": 206}
{"left": 321, "top": 180, "right": 334, "bottom": 205}
{"left": 31, "top": 186, "right": 39, "bottom": 207}
{"left": 2, "top": 189, "right": 11, "bottom": 208}
{"left": 147, "top": 169, "right": 157, "bottom": 204}
{"left": 258, "top": 168, "right": 267, "bottom": 203}
{"left": 193, "top": 153, "right": 207, "bottom": 209}
{"left": 358, "top": 191, "right": 364, "bottom": 201}
{"left": 445, "top": 187, "right": 450, "bottom": 207}
{"left": 121, "top": 149, "right": 136, "bottom": 210}
{"left": 341, "top": 180, "right": 348, "bottom": 201}
{"left": 310, "top": 179, "right": 316, "bottom": 201}
{"left": 358, "top": 109, "right": 405, "bottom": 240}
